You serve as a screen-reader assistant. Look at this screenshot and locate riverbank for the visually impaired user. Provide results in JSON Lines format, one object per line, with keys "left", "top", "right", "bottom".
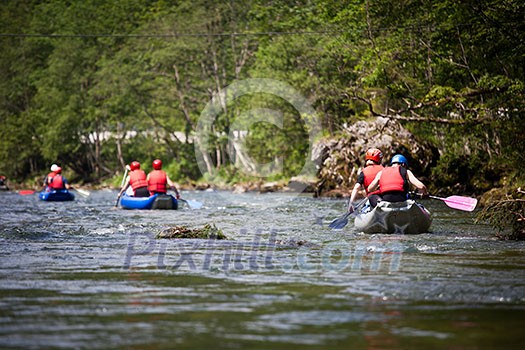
{"left": 5, "top": 171, "right": 512, "bottom": 202}
{"left": 6, "top": 175, "right": 320, "bottom": 195}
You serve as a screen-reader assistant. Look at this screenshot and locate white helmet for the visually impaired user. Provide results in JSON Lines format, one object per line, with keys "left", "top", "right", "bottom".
{"left": 50, "top": 164, "right": 59, "bottom": 172}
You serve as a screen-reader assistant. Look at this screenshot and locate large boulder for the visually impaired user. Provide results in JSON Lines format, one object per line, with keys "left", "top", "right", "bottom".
{"left": 312, "top": 117, "right": 437, "bottom": 197}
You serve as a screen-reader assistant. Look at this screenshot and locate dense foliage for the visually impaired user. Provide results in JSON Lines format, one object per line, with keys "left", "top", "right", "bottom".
{"left": 0, "top": 0, "right": 523, "bottom": 193}
{"left": 476, "top": 189, "right": 525, "bottom": 240}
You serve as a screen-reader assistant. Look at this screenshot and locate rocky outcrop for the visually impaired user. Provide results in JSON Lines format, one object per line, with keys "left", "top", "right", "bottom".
{"left": 313, "top": 117, "right": 437, "bottom": 197}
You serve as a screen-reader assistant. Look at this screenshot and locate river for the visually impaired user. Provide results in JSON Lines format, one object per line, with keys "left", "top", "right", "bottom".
{"left": 1, "top": 190, "right": 524, "bottom": 349}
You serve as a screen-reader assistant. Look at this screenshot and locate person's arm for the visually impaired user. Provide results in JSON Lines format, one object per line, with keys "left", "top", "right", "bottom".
{"left": 348, "top": 171, "right": 365, "bottom": 212}
{"left": 406, "top": 170, "right": 428, "bottom": 195}
{"left": 348, "top": 183, "right": 362, "bottom": 208}
{"left": 367, "top": 171, "right": 382, "bottom": 193}
{"left": 59, "top": 176, "right": 71, "bottom": 190}
{"left": 348, "top": 183, "right": 362, "bottom": 212}
{"left": 166, "top": 175, "right": 180, "bottom": 199}
{"left": 117, "top": 176, "right": 130, "bottom": 197}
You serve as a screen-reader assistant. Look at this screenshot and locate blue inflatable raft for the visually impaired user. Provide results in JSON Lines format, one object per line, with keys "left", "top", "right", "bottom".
{"left": 39, "top": 189, "right": 75, "bottom": 201}
{"left": 120, "top": 193, "right": 178, "bottom": 210}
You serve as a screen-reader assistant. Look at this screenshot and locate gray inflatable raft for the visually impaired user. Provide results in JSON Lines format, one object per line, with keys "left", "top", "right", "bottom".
{"left": 354, "top": 200, "right": 432, "bottom": 234}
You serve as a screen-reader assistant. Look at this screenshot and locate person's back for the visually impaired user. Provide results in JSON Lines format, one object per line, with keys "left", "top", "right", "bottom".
{"left": 146, "top": 159, "right": 180, "bottom": 198}
{"left": 379, "top": 165, "right": 408, "bottom": 202}
{"left": 44, "top": 171, "right": 56, "bottom": 187}
{"left": 128, "top": 162, "right": 149, "bottom": 197}
{"left": 362, "top": 164, "right": 383, "bottom": 195}
{"left": 348, "top": 148, "right": 384, "bottom": 211}
{"left": 44, "top": 164, "right": 59, "bottom": 187}
{"left": 148, "top": 170, "right": 167, "bottom": 194}
{"left": 48, "top": 173, "right": 65, "bottom": 190}
{"left": 44, "top": 164, "right": 68, "bottom": 190}
{"left": 368, "top": 154, "right": 428, "bottom": 204}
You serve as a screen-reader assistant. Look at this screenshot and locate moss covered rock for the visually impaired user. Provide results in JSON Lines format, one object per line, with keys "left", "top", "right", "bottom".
{"left": 157, "top": 224, "right": 227, "bottom": 239}
{"left": 476, "top": 188, "right": 525, "bottom": 240}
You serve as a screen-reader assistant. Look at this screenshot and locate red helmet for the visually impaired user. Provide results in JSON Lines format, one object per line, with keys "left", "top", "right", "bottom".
{"left": 130, "top": 161, "right": 140, "bottom": 171}
{"left": 55, "top": 166, "right": 62, "bottom": 174}
{"left": 365, "top": 148, "right": 383, "bottom": 163}
{"left": 152, "top": 159, "right": 162, "bottom": 170}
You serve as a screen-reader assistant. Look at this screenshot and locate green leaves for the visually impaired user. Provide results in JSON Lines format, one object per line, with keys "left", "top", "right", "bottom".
{"left": 0, "top": 0, "right": 523, "bottom": 193}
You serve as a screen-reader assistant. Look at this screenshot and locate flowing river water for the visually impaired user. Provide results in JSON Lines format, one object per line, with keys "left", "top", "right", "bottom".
{"left": 1, "top": 190, "right": 524, "bottom": 349}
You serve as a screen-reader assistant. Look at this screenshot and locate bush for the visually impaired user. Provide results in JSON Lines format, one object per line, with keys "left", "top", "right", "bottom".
{"left": 476, "top": 188, "right": 525, "bottom": 240}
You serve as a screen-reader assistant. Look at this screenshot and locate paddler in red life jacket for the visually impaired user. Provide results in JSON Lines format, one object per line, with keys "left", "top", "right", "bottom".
{"left": 43, "top": 164, "right": 59, "bottom": 187}
{"left": 117, "top": 161, "right": 150, "bottom": 198}
{"left": 0, "top": 175, "right": 9, "bottom": 190}
{"left": 367, "top": 154, "right": 428, "bottom": 206}
{"left": 43, "top": 164, "right": 70, "bottom": 190}
{"left": 147, "top": 159, "right": 180, "bottom": 199}
{"left": 348, "top": 148, "right": 384, "bottom": 212}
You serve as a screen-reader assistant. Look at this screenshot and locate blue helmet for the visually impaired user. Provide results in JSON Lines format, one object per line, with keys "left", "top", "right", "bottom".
{"left": 390, "top": 154, "right": 408, "bottom": 166}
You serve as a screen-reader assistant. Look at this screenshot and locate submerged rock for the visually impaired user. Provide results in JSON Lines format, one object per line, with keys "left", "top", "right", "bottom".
{"left": 157, "top": 224, "right": 227, "bottom": 239}
{"left": 273, "top": 239, "right": 318, "bottom": 248}
{"left": 313, "top": 117, "right": 437, "bottom": 197}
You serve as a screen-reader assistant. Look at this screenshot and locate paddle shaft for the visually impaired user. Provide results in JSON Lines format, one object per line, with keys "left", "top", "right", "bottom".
{"left": 115, "top": 194, "right": 121, "bottom": 207}
{"left": 329, "top": 196, "right": 369, "bottom": 229}
{"left": 429, "top": 195, "right": 467, "bottom": 204}
{"left": 349, "top": 197, "right": 368, "bottom": 213}
{"left": 120, "top": 167, "right": 129, "bottom": 188}
{"left": 70, "top": 187, "right": 89, "bottom": 197}
{"left": 115, "top": 167, "right": 129, "bottom": 207}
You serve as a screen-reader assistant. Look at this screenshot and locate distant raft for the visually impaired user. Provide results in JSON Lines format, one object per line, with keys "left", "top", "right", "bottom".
{"left": 39, "top": 189, "right": 75, "bottom": 202}
{"left": 354, "top": 199, "right": 431, "bottom": 234}
{"left": 120, "top": 193, "right": 178, "bottom": 210}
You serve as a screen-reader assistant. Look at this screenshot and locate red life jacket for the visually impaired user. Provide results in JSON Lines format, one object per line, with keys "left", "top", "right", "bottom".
{"left": 362, "top": 164, "right": 383, "bottom": 195}
{"left": 148, "top": 170, "right": 167, "bottom": 194}
{"left": 379, "top": 166, "right": 407, "bottom": 194}
{"left": 49, "top": 174, "right": 64, "bottom": 189}
{"left": 129, "top": 169, "right": 147, "bottom": 191}
{"left": 45, "top": 172, "right": 56, "bottom": 186}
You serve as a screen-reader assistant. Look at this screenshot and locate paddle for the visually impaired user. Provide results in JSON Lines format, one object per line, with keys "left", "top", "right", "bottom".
{"left": 329, "top": 212, "right": 352, "bottom": 230}
{"left": 70, "top": 187, "right": 90, "bottom": 198}
{"left": 20, "top": 187, "right": 89, "bottom": 198}
{"left": 411, "top": 192, "right": 478, "bottom": 212}
{"left": 429, "top": 195, "right": 478, "bottom": 212}
{"left": 115, "top": 166, "right": 129, "bottom": 207}
{"left": 19, "top": 190, "right": 35, "bottom": 195}
{"left": 114, "top": 194, "right": 122, "bottom": 207}
{"left": 179, "top": 198, "right": 203, "bottom": 210}
{"left": 329, "top": 197, "right": 368, "bottom": 229}
{"left": 120, "top": 166, "right": 129, "bottom": 187}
